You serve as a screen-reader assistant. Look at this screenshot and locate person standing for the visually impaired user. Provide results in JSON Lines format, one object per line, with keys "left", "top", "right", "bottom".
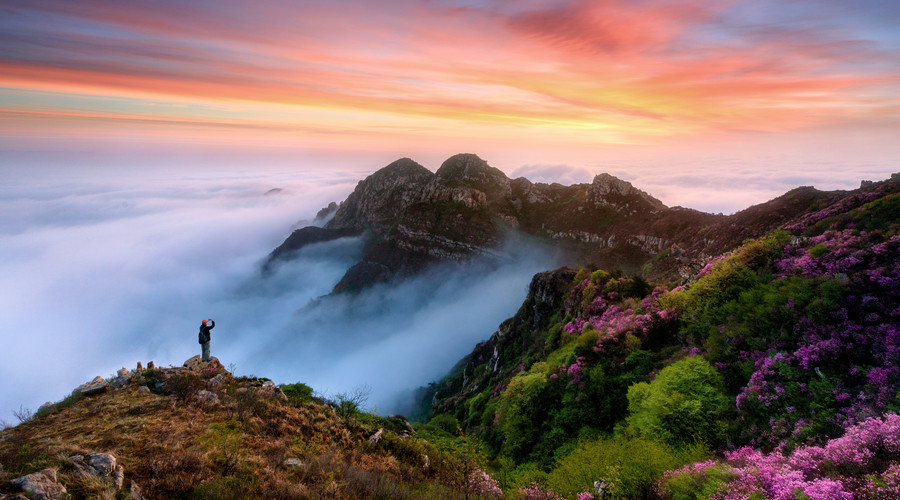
{"left": 199, "top": 318, "right": 215, "bottom": 362}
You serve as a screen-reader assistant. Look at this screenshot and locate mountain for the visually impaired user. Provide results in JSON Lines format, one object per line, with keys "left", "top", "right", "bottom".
{"left": 414, "top": 173, "right": 900, "bottom": 498}
{"left": 264, "top": 153, "right": 847, "bottom": 292}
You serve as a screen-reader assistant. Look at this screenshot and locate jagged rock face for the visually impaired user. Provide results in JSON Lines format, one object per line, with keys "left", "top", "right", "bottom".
{"left": 527, "top": 269, "right": 577, "bottom": 327}
{"left": 427, "top": 153, "right": 512, "bottom": 208}
{"left": 267, "top": 152, "right": 870, "bottom": 292}
{"left": 326, "top": 158, "right": 434, "bottom": 233}
{"left": 587, "top": 173, "right": 664, "bottom": 212}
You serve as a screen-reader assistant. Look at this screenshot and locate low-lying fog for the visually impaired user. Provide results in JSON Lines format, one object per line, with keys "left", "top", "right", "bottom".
{"left": 0, "top": 165, "right": 557, "bottom": 423}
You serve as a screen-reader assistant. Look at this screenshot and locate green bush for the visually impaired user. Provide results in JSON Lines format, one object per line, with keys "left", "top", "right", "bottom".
{"left": 660, "top": 462, "right": 737, "bottom": 500}
{"left": 546, "top": 436, "right": 708, "bottom": 499}
{"left": 280, "top": 382, "right": 313, "bottom": 405}
{"left": 428, "top": 414, "right": 460, "bottom": 436}
{"left": 498, "top": 371, "right": 549, "bottom": 461}
{"left": 626, "top": 357, "right": 729, "bottom": 447}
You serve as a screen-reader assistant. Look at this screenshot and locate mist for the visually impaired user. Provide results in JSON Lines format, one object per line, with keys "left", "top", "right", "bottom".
{"left": 0, "top": 163, "right": 557, "bottom": 422}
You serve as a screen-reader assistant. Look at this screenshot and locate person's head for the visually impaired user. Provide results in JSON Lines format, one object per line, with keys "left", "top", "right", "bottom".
{"left": 202, "top": 319, "right": 208, "bottom": 325}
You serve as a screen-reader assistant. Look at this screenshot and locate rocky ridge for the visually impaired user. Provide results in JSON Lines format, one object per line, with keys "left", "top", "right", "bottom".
{"left": 266, "top": 153, "right": 871, "bottom": 291}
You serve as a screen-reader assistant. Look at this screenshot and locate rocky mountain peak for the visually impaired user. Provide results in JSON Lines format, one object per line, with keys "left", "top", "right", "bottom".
{"left": 588, "top": 173, "right": 665, "bottom": 211}
{"left": 431, "top": 153, "right": 511, "bottom": 202}
{"left": 325, "top": 158, "right": 433, "bottom": 233}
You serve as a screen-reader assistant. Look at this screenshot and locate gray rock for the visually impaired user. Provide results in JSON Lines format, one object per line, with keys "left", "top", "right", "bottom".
{"left": 196, "top": 390, "right": 219, "bottom": 407}
{"left": 68, "top": 453, "right": 126, "bottom": 490}
{"left": 207, "top": 373, "right": 227, "bottom": 388}
{"left": 368, "top": 428, "right": 383, "bottom": 445}
{"left": 128, "top": 480, "right": 145, "bottom": 500}
{"left": 138, "top": 386, "right": 151, "bottom": 394}
{"left": 73, "top": 376, "right": 108, "bottom": 395}
{"left": 283, "top": 458, "right": 303, "bottom": 467}
{"left": 37, "top": 401, "right": 54, "bottom": 413}
{"left": 86, "top": 452, "right": 117, "bottom": 476}
{"left": 10, "top": 468, "right": 67, "bottom": 500}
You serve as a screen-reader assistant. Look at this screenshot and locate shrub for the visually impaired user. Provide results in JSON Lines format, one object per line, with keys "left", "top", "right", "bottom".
{"left": 280, "top": 382, "right": 314, "bottom": 405}
{"left": 428, "top": 414, "right": 459, "bottom": 436}
{"left": 626, "top": 357, "right": 729, "bottom": 447}
{"left": 166, "top": 373, "right": 205, "bottom": 401}
{"left": 498, "top": 371, "right": 549, "bottom": 460}
{"left": 547, "top": 436, "right": 707, "bottom": 499}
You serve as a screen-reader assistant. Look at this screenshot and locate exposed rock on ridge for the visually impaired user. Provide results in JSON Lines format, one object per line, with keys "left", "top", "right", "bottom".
{"left": 266, "top": 153, "right": 875, "bottom": 292}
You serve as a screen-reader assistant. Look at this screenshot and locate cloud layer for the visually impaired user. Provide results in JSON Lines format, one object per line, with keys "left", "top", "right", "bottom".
{"left": 0, "top": 162, "right": 560, "bottom": 422}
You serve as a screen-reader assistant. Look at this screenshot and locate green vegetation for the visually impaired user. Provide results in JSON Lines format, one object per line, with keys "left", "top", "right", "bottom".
{"left": 420, "top": 184, "right": 900, "bottom": 498}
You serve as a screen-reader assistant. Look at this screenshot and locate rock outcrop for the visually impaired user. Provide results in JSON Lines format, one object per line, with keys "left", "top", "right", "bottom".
{"left": 73, "top": 376, "right": 108, "bottom": 396}
{"left": 265, "top": 153, "right": 880, "bottom": 291}
{"left": 8, "top": 468, "right": 66, "bottom": 500}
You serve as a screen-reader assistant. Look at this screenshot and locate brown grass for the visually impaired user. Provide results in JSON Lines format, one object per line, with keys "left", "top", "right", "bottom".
{"left": 0, "top": 372, "right": 473, "bottom": 499}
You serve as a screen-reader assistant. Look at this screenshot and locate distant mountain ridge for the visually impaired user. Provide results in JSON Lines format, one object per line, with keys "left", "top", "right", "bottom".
{"left": 265, "top": 153, "right": 885, "bottom": 291}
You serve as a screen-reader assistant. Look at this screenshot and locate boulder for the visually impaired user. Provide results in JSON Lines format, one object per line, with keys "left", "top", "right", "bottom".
{"left": 206, "top": 373, "right": 227, "bottom": 389}
{"left": 86, "top": 452, "right": 117, "bottom": 476}
{"left": 183, "top": 355, "right": 223, "bottom": 373}
{"left": 138, "top": 386, "right": 151, "bottom": 394}
{"left": 252, "top": 383, "right": 287, "bottom": 400}
{"left": 111, "top": 368, "right": 132, "bottom": 388}
{"left": 196, "top": 390, "right": 219, "bottom": 407}
{"left": 368, "top": 428, "right": 383, "bottom": 445}
{"left": 67, "top": 453, "right": 125, "bottom": 489}
{"left": 283, "top": 458, "right": 303, "bottom": 467}
{"left": 73, "top": 376, "right": 108, "bottom": 395}
{"left": 9, "top": 468, "right": 67, "bottom": 500}
{"left": 37, "top": 401, "right": 54, "bottom": 413}
{"left": 146, "top": 361, "right": 155, "bottom": 370}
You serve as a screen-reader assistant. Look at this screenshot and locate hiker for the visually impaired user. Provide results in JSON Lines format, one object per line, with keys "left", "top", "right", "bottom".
{"left": 199, "top": 318, "right": 215, "bottom": 362}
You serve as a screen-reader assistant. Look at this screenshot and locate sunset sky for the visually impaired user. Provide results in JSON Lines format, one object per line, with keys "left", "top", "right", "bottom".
{"left": 2, "top": 0, "right": 900, "bottom": 211}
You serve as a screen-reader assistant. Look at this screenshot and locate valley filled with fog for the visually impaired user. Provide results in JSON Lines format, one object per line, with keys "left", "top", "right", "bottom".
{"left": 0, "top": 164, "right": 558, "bottom": 421}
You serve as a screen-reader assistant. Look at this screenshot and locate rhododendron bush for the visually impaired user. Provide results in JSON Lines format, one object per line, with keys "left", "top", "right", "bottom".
{"left": 423, "top": 186, "right": 900, "bottom": 498}
{"left": 660, "top": 413, "right": 900, "bottom": 499}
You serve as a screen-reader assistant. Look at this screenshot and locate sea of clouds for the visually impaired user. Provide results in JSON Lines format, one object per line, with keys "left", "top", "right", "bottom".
{"left": 0, "top": 159, "right": 559, "bottom": 423}
{"left": 2, "top": 149, "right": 894, "bottom": 424}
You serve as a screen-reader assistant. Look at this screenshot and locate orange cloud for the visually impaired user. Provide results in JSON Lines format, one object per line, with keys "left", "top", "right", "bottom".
{"left": 1, "top": 0, "right": 898, "bottom": 151}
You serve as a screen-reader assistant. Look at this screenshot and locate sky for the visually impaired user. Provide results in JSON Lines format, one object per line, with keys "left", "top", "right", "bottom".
{"left": 2, "top": 0, "right": 900, "bottom": 211}
{"left": 1, "top": 0, "right": 900, "bottom": 422}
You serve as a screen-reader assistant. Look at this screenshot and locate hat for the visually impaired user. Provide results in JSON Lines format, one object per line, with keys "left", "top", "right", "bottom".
{"left": 202, "top": 319, "right": 208, "bottom": 325}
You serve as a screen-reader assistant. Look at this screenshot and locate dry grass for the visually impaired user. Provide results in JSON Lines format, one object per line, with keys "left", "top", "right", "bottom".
{"left": 0, "top": 371, "right": 471, "bottom": 499}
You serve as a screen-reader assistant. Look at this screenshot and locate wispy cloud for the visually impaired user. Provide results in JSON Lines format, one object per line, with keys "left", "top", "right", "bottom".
{"left": 1, "top": 0, "right": 898, "bottom": 150}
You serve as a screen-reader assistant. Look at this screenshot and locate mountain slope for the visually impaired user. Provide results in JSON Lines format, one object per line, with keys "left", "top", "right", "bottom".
{"left": 0, "top": 361, "right": 488, "bottom": 499}
{"left": 416, "top": 173, "right": 900, "bottom": 498}
{"left": 265, "top": 153, "right": 848, "bottom": 293}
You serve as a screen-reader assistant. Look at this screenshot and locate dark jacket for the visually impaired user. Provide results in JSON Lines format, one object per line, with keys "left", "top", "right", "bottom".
{"left": 198, "top": 320, "right": 215, "bottom": 344}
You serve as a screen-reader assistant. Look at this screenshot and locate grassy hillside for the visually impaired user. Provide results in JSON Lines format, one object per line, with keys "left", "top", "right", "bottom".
{"left": 0, "top": 364, "right": 501, "bottom": 499}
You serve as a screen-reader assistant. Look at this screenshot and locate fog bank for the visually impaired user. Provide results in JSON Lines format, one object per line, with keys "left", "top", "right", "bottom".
{"left": 0, "top": 164, "right": 557, "bottom": 422}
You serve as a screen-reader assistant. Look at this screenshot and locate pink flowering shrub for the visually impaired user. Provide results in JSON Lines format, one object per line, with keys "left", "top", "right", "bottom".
{"left": 518, "top": 482, "right": 564, "bottom": 500}
{"left": 660, "top": 413, "right": 900, "bottom": 499}
{"left": 668, "top": 222, "right": 900, "bottom": 448}
{"left": 468, "top": 469, "right": 502, "bottom": 499}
